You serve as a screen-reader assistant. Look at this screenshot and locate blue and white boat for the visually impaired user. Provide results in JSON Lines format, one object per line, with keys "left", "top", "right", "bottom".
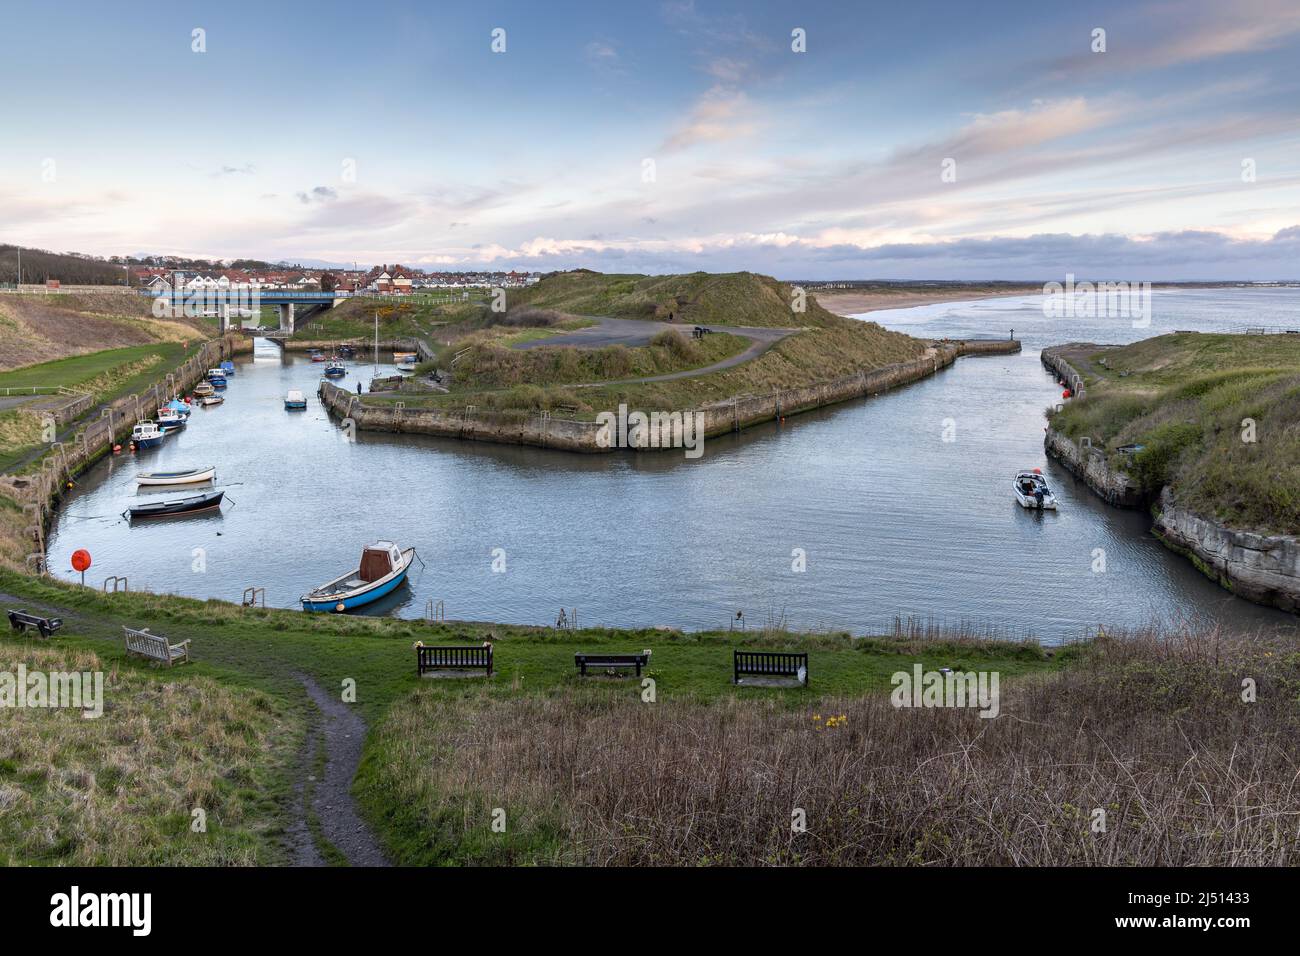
{"left": 157, "top": 406, "right": 187, "bottom": 429}
{"left": 301, "top": 541, "right": 416, "bottom": 612}
{"left": 220, "top": 360, "right": 235, "bottom": 376}
{"left": 130, "top": 421, "right": 166, "bottom": 449}
{"left": 284, "top": 388, "right": 308, "bottom": 410}
{"left": 206, "top": 369, "right": 228, "bottom": 388}
{"left": 166, "top": 399, "right": 192, "bottom": 418}
{"left": 324, "top": 361, "right": 346, "bottom": 378}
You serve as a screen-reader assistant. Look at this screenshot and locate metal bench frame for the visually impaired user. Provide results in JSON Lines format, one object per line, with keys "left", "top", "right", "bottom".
{"left": 7, "top": 609, "right": 63, "bottom": 639}
{"left": 733, "top": 650, "right": 809, "bottom": 687}
{"left": 416, "top": 644, "right": 493, "bottom": 677}
{"left": 574, "top": 652, "right": 650, "bottom": 677}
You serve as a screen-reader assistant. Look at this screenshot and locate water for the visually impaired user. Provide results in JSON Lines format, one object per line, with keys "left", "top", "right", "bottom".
{"left": 45, "top": 292, "right": 1300, "bottom": 642}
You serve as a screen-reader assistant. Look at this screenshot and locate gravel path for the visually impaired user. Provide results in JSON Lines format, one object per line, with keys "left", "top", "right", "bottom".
{"left": 511, "top": 315, "right": 800, "bottom": 386}
{"left": 295, "top": 674, "right": 390, "bottom": 866}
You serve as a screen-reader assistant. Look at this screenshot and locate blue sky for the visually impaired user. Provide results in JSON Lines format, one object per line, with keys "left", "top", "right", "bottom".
{"left": 2, "top": 0, "right": 1299, "bottom": 278}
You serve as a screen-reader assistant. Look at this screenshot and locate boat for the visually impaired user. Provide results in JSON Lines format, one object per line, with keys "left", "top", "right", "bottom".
{"left": 157, "top": 407, "right": 187, "bottom": 428}
{"left": 130, "top": 421, "right": 166, "bottom": 449}
{"left": 153, "top": 417, "right": 185, "bottom": 434}
{"left": 301, "top": 541, "right": 416, "bottom": 612}
{"left": 220, "top": 360, "right": 235, "bottom": 376}
{"left": 136, "top": 466, "right": 216, "bottom": 486}
{"left": 310, "top": 351, "right": 327, "bottom": 363}
{"left": 193, "top": 382, "right": 215, "bottom": 397}
{"left": 1014, "top": 469, "right": 1059, "bottom": 510}
{"left": 166, "top": 399, "right": 192, "bottom": 418}
{"left": 124, "top": 490, "right": 225, "bottom": 521}
{"left": 201, "top": 394, "right": 224, "bottom": 407}
{"left": 285, "top": 389, "right": 308, "bottom": 410}
{"left": 324, "top": 361, "right": 346, "bottom": 377}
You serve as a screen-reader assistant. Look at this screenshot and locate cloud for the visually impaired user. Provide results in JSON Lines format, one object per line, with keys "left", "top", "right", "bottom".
{"left": 296, "top": 186, "right": 338, "bottom": 204}
{"left": 213, "top": 163, "right": 256, "bottom": 177}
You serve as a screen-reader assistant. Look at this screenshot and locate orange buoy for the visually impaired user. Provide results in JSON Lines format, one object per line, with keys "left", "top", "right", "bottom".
{"left": 1062, "top": 389, "right": 1072, "bottom": 399}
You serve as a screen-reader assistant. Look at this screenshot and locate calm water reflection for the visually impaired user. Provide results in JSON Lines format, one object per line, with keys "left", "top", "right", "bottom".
{"left": 46, "top": 294, "right": 1300, "bottom": 642}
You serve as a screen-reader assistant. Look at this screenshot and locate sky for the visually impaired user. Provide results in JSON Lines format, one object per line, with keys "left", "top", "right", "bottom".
{"left": 2, "top": 0, "right": 1299, "bottom": 279}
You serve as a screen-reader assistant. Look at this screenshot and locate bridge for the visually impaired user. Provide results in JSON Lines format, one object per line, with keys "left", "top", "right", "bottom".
{"left": 140, "top": 288, "right": 359, "bottom": 334}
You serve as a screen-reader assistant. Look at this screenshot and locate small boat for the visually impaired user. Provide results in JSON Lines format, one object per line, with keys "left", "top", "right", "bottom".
{"left": 130, "top": 421, "right": 166, "bottom": 449}
{"left": 166, "top": 399, "right": 192, "bottom": 418}
{"left": 310, "top": 351, "right": 327, "bottom": 363}
{"left": 285, "top": 389, "right": 308, "bottom": 410}
{"left": 136, "top": 466, "right": 216, "bottom": 486}
{"left": 153, "top": 418, "right": 185, "bottom": 434}
{"left": 201, "top": 394, "right": 224, "bottom": 407}
{"left": 301, "top": 541, "right": 416, "bottom": 612}
{"left": 324, "top": 361, "right": 346, "bottom": 377}
{"left": 220, "top": 360, "right": 235, "bottom": 376}
{"left": 193, "top": 382, "right": 215, "bottom": 397}
{"left": 157, "top": 407, "right": 187, "bottom": 428}
{"left": 124, "top": 490, "right": 225, "bottom": 521}
{"left": 1014, "top": 469, "right": 1059, "bottom": 510}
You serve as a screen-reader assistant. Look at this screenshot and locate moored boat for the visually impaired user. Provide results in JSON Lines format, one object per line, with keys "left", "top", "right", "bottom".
{"left": 1014, "top": 469, "right": 1059, "bottom": 510}
{"left": 285, "top": 388, "right": 308, "bottom": 410}
{"left": 130, "top": 421, "right": 166, "bottom": 449}
{"left": 193, "top": 382, "right": 215, "bottom": 397}
{"left": 201, "top": 394, "right": 224, "bottom": 407}
{"left": 220, "top": 360, "right": 235, "bottom": 376}
{"left": 310, "top": 350, "right": 327, "bottom": 363}
{"left": 124, "top": 490, "right": 225, "bottom": 521}
{"left": 324, "top": 361, "right": 346, "bottom": 377}
{"left": 136, "top": 466, "right": 216, "bottom": 486}
{"left": 301, "top": 541, "right": 416, "bottom": 612}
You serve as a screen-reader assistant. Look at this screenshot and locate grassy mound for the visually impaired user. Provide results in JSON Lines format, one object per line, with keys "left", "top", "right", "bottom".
{"left": 1051, "top": 334, "right": 1300, "bottom": 534}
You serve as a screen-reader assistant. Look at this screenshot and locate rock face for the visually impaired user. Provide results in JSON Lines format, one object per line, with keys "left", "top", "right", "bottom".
{"left": 1044, "top": 428, "right": 1144, "bottom": 507}
{"left": 1153, "top": 488, "right": 1300, "bottom": 614}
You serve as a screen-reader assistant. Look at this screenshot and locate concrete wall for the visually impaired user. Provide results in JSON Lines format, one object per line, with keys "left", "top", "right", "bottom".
{"left": 0, "top": 334, "right": 247, "bottom": 513}
{"left": 318, "top": 339, "right": 1021, "bottom": 453}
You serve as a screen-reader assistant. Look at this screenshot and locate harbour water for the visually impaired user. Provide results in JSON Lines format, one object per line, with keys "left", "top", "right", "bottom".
{"left": 45, "top": 290, "right": 1300, "bottom": 642}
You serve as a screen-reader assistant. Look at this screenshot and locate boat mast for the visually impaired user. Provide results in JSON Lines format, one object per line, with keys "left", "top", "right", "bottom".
{"left": 373, "top": 311, "right": 379, "bottom": 374}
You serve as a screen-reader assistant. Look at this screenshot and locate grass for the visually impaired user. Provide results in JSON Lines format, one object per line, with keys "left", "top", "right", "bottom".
{"left": 365, "top": 624, "right": 1300, "bottom": 866}
{"left": 0, "top": 343, "right": 204, "bottom": 474}
{"left": 343, "top": 270, "right": 926, "bottom": 417}
{"left": 1051, "top": 333, "right": 1300, "bottom": 533}
{"left": 0, "top": 642, "right": 295, "bottom": 865}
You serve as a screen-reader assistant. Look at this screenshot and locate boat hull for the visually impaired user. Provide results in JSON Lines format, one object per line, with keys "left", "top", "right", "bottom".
{"left": 126, "top": 491, "right": 224, "bottom": 520}
{"left": 301, "top": 567, "right": 409, "bottom": 612}
{"left": 132, "top": 436, "right": 164, "bottom": 449}
{"left": 137, "top": 467, "right": 216, "bottom": 486}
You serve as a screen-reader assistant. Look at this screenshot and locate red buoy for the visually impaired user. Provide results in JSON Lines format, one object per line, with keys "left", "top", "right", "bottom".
{"left": 71, "top": 549, "right": 92, "bottom": 572}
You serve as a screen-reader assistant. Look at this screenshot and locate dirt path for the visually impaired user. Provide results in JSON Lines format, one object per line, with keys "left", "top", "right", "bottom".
{"left": 511, "top": 315, "right": 799, "bottom": 386}
{"left": 295, "top": 674, "right": 389, "bottom": 866}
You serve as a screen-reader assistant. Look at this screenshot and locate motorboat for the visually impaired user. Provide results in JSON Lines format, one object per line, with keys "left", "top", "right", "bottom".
{"left": 193, "top": 382, "right": 215, "bottom": 397}
{"left": 124, "top": 490, "right": 225, "bottom": 520}
{"left": 201, "top": 394, "right": 224, "bottom": 407}
{"left": 301, "top": 541, "right": 417, "bottom": 612}
{"left": 1014, "top": 469, "right": 1059, "bottom": 510}
{"left": 136, "top": 466, "right": 216, "bottom": 486}
{"left": 285, "top": 389, "right": 308, "bottom": 410}
{"left": 130, "top": 421, "right": 166, "bottom": 449}
{"left": 324, "top": 361, "right": 346, "bottom": 377}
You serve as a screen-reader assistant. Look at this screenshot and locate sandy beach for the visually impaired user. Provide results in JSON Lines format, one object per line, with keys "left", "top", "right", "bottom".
{"left": 815, "top": 286, "right": 1041, "bottom": 316}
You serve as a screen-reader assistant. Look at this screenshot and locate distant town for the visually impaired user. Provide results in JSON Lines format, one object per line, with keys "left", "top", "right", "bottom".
{"left": 132, "top": 263, "right": 541, "bottom": 295}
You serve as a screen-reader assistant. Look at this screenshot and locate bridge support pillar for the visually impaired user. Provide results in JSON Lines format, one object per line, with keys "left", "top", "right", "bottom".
{"left": 218, "top": 302, "right": 230, "bottom": 333}
{"left": 278, "top": 302, "right": 295, "bottom": 335}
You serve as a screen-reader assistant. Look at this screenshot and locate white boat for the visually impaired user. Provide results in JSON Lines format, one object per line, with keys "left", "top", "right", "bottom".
{"left": 136, "top": 466, "right": 217, "bottom": 486}
{"left": 301, "top": 542, "right": 416, "bottom": 612}
{"left": 130, "top": 421, "right": 166, "bottom": 449}
{"left": 201, "top": 394, "right": 224, "bottom": 407}
{"left": 285, "top": 389, "right": 308, "bottom": 410}
{"left": 1014, "top": 469, "right": 1058, "bottom": 510}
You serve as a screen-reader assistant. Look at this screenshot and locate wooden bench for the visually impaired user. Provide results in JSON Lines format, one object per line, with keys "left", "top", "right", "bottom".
{"left": 734, "top": 650, "right": 808, "bottom": 687}
{"left": 574, "top": 651, "right": 650, "bottom": 677}
{"left": 7, "top": 609, "right": 63, "bottom": 639}
{"left": 416, "top": 644, "right": 493, "bottom": 677}
{"left": 123, "top": 626, "right": 191, "bottom": 667}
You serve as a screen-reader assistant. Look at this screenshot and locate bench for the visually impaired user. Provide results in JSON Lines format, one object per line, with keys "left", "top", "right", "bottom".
{"left": 734, "top": 650, "right": 808, "bottom": 687}
{"left": 417, "top": 644, "right": 493, "bottom": 677}
{"left": 691, "top": 326, "right": 713, "bottom": 339}
{"left": 123, "top": 626, "right": 191, "bottom": 667}
{"left": 7, "top": 609, "right": 63, "bottom": 639}
{"left": 575, "top": 651, "right": 650, "bottom": 677}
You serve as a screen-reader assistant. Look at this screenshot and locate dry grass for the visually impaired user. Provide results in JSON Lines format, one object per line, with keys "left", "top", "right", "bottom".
{"left": 370, "top": 625, "right": 1300, "bottom": 865}
{"left": 0, "top": 643, "right": 296, "bottom": 865}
